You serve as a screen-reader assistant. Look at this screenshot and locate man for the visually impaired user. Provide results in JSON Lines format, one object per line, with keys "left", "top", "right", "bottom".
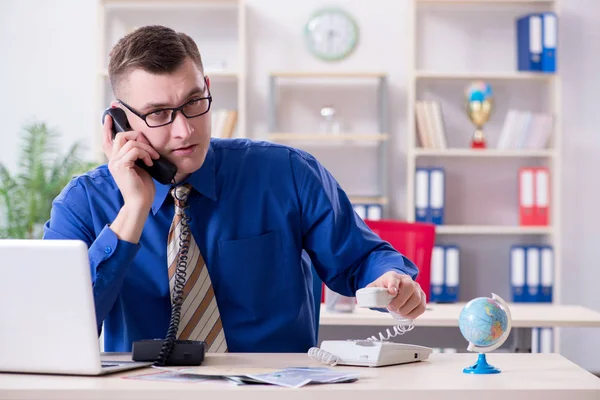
{"left": 43, "top": 25, "right": 426, "bottom": 354}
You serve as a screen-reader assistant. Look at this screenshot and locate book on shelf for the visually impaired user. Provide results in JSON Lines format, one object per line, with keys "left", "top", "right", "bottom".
{"left": 352, "top": 203, "right": 382, "bottom": 221}
{"left": 211, "top": 109, "right": 238, "bottom": 138}
{"left": 497, "top": 110, "right": 554, "bottom": 149}
{"left": 415, "top": 100, "right": 447, "bottom": 149}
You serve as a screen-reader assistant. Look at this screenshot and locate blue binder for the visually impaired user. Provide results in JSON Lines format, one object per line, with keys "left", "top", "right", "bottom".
{"left": 539, "top": 245, "right": 554, "bottom": 303}
{"left": 516, "top": 14, "right": 543, "bottom": 71}
{"left": 415, "top": 168, "right": 430, "bottom": 223}
{"left": 442, "top": 245, "right": 459, "bottom": 303}
{"left": 430, "top": 246, "right": 444, "bottom": 303}
{"left": 525, "top": 246, "right": 540, "bottom": 302}
{"left": 429, "top": 168, "right": 445, "bottom": 225}
{"left": 510, "top": 245, "right": 527, "bottom": 302}
{"left": 541, "top": 12, "right": 557, "bottom": 73}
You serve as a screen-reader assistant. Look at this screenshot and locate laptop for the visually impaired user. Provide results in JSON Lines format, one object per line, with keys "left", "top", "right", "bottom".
{"left": 0, "top": 239, "right": 152, "bottom": 375}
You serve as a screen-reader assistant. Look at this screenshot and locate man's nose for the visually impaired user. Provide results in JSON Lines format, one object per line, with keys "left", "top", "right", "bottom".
{"left": 170, "top": 111, "right": 193, "bottom": 139}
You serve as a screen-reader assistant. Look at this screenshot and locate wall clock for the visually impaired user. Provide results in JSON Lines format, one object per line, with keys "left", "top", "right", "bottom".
{"left": 304, "top": 8, "right": 359, "bottom": 62}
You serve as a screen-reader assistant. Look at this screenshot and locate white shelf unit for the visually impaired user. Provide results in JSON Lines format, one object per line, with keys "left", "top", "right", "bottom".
{"left": 406, "top": 0, "right": 562, "bottom": 350}
{"left": 95, "top": 0, "right": 247, "bottom": 163}
{"left": 267, "top": 72, "right": 390, "bottom": 217}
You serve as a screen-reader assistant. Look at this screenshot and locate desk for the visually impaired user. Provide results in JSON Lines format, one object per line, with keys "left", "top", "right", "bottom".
{"left": 1, "top": 353, "right": 599, "bottom": 400}
{"left": 320, "top": 303, "right": 600, "bottom": 352}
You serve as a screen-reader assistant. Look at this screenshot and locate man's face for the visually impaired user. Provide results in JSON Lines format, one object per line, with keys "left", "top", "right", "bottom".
{"left": 115, "top": 57, "right": 212, "bottom": 180}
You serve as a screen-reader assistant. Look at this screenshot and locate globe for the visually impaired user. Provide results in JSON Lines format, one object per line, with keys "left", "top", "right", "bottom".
{"left": 458, "top": 293, "right": 512, "bottom": 374}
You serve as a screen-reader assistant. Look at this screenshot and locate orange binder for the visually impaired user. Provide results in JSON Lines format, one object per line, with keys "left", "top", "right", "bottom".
{"left": 534, "top": 167, "right": 550, "bottom": 226}
{"left": 519, "top": 167, "right": 536, "bottom": 226}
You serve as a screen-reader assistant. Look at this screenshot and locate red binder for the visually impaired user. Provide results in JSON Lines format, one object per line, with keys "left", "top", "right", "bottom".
{"left": 534, "top": 167, "right": 550, "bottom": 226}
{"left": 519, "top": 168, "right": 536, "bottom": 226}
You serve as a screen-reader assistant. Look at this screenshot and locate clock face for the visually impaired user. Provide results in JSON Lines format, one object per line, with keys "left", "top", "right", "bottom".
{"left": 304, "top": 8, "right": 359, "bottom": 61}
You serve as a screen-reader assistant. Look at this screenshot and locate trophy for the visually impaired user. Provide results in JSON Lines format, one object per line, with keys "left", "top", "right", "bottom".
{"left": 465, "top": 81, "right": 493, "bottom": 149}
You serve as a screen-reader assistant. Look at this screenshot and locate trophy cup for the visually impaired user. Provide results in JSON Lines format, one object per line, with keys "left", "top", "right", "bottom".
{"left": 464, "top": 81, "right": 493, "bottom": 149}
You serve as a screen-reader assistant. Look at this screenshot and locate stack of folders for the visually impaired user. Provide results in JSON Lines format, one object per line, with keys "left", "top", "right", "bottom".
{"left": 518, "top": 167, "right": 550, "bottom": 226}
{"left": 415, "top": 167, "right": 445, "bottom": 225}
{"left": 415, "top": 100, "right": 447, "bottom": 149}
{"left": 531, "top": 327, "right": 554, "bottom": 353}
{"left": 510, "top": 245, "right": 553, "bottom": 303}
{"left": 430, "top": 245, "right": 459, "bottom": 303}
{"left": 497, "top": 110, "right": 554, "bottom": 149}
{"left": 516, "top": 12, "right": 557, "bottom": 73}
{"left": 353, "top": 204, "right": 382, "bottom": 221}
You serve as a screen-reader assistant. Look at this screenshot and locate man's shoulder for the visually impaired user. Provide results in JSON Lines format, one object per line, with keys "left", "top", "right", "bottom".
{"left": 54, "top": 164, "right": 115, "bottom": 204}
{"left": 211, "top": 138, "right": 313, "bottom": 164}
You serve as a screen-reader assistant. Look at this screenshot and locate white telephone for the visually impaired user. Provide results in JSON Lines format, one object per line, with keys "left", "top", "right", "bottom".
{"left": 308, "top": 287, "right": 433, "bottom": 367}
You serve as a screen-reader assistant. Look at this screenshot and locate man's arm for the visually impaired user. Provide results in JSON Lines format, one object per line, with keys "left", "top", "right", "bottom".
{"left": 43, "top": 194, "right": 141, "bottom": 332}
{"left": 290, "top": 150, "right": 419, "bottom": 298}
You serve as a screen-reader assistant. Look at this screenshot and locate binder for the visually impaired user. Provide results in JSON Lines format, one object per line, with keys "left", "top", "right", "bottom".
{"left": 429, "top": 168, "right": 445, "bottom": 225}
{"left": 443, "top": 245, "right": 460, "bottom": 303}
{"left": 353, "top": 205, "right": 366, "bottom": 220}
{"left": 526, "top": 246, "right": 540, "bottom": 302}
{"left": 540, "top": 245, "right": 553, "bottom": 303}
{"left": 540, "top": 327, "right": 554, "bottom": 353}
{"left": 519, "top": 168, "right": 535, "bottom": 226}
{"left": 517, "top": 14, "right": 543, "bottom": 71}
{"left": 534, "top": 167, "right": 550, "bottom": 226}
{"left": 430, "top": 246, "right": 445, "bottom": 303}
{"left": 510, "top": 246, "right": 526, "bottom": 302}
{"left": 531, "top": 327, "right": 540, "bottom": 353}
{"left": 541, "top": 12, "right": 557, "bottom": 73}
{"left": 366, "top": 205, "right": 382, "bottom": 221}
{"left": 415, "top": 168, "right": 430, "bottom": 223}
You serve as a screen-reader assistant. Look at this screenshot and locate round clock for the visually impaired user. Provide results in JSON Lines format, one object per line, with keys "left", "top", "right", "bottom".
{"left": 304, "top": 8, "right": 359, "bottom": 62}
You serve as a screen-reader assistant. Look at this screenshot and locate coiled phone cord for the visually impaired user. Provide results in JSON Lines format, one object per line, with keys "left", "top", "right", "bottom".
{"left": 154, "top": 193, "right": 192, "bottom": 367}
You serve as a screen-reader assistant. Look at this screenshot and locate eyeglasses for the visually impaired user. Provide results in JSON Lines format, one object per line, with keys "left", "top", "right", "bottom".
{"left": 117, "top": 78, "right": 212, "bottom": 128}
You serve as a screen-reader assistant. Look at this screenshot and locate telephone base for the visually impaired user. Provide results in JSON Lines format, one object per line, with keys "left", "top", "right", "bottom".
{"left": 132, "top": 339, "right": 205, "bottom": 366}
{"left": 315, "top": 340, "right": 433, "bottom": 368}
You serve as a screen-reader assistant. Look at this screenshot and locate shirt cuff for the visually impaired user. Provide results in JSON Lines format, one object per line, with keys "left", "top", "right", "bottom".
{"left": 89, "top": 225, "right": 141, "bottom": 280}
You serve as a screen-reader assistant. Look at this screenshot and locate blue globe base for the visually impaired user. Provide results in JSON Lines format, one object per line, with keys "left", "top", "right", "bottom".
{"left": 463, "top": 353, "right": 501, "bottom": 374}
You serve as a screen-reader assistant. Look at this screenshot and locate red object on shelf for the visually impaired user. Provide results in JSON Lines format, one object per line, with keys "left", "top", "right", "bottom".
{"left": 364, "top": 219, "right": 436, "bottom": 303}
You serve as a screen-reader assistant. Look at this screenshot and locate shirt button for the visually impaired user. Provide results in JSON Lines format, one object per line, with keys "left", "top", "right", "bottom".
{"left": 105, "top": 246, "right": 112, "bottom": 254}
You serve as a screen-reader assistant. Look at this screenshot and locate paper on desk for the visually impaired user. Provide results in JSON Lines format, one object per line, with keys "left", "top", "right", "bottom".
{"left": 170, "top": 366, "right": 359, "bottom": 388}
{"left": 124, "top": 370, "right": 232, "bottom": 384}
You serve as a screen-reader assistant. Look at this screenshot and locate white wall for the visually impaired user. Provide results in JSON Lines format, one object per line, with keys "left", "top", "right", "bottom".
{"left": 0, "top": 0, "right": 98, "bottom": 173}
{"left": 1, "top": 0, "right": 599, "bottom": 372}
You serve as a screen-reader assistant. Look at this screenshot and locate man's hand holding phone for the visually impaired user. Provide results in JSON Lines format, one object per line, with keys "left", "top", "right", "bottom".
{"left": 102, "top": 114, "right": 160, "bottom": 243}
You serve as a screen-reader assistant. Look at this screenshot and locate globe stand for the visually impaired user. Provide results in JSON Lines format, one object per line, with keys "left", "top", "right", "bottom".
{"left": 463, "top": 353, "right": 501, "bottom": 374}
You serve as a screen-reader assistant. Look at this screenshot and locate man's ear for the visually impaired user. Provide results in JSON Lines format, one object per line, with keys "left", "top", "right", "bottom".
{"left": 205, "top": 75, "right": 211, "bottom": 90}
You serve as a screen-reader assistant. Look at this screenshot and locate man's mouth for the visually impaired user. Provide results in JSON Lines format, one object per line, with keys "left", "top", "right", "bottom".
{"left": 172, "top": 144, "right": 197, "bottom": 155}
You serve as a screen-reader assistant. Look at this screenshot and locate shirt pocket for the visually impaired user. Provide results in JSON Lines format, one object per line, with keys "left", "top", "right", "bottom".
{"left": 217, "top": 230, "right": 288, "bottom": 314}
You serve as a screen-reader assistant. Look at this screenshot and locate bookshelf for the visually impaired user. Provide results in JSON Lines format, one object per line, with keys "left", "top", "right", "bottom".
{"left": 95, "top": 0, "right": 246, "bottom": 163}
{"left": 406, "top": 0, "right": 562, "bottom": 350}
{"left": 267, "top": 72, "right": 390, "bottom": 218}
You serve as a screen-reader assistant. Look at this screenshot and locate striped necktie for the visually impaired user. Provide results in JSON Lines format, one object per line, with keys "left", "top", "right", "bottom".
{"left": 167, "top": 184, "right": 227, "bottom": 353}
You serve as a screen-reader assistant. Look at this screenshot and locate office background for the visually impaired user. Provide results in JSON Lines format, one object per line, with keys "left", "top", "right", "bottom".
{"left": 1, "top": 0, "right": 599, "bottom": 372}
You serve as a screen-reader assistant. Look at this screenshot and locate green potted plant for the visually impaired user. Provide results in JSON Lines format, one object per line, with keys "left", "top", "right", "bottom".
{"left": 0, "top": 122, "right": 97, "bottom": 239}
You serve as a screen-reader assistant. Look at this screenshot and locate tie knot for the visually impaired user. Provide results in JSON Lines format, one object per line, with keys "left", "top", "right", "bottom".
{"left": 171, "top": 184, "right": 192, "bottom": 209}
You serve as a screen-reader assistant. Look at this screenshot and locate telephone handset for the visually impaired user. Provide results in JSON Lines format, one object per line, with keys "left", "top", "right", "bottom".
{"left": 101, "top": 107, "right": 177, "bottom": 185}
{"left": 308, "top": 287, "right": 433, "bottom": 367}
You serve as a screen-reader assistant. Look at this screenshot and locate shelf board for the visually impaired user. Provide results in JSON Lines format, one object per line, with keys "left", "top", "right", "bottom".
{"left": 320, "top": 303, "right": 600, "bottom": 328}
{"left": 103, "top": 0, "right": 239, "bottom": 10}
{"left": 349, "top": 196, "right": 389, "bottom": 206}
{"left": 270, "top": 71, "right": 386, "bottom": 79}
{"left": 415, "top": 70, "right": 555, "bottom": 81}
{"left": 99, "top": 69, "right": 239, "bottom": 81}
{"left": 435, "top": 225, "right": 553, "bottom": 235}
{"left": 268, "top": 133, "right": 389, "bottom": 142}
{"left": 413, "top": 148, "right": 555, "bottom": 158}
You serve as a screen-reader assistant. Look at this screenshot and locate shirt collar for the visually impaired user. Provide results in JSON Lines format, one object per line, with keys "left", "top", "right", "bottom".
{"left": 151, "top": 144, "right": 217, "bottom": 215}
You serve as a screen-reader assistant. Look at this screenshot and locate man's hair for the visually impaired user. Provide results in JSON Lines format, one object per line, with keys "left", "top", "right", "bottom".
{"left": 108, "top": 25, "right": 204, "bottom": 96}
